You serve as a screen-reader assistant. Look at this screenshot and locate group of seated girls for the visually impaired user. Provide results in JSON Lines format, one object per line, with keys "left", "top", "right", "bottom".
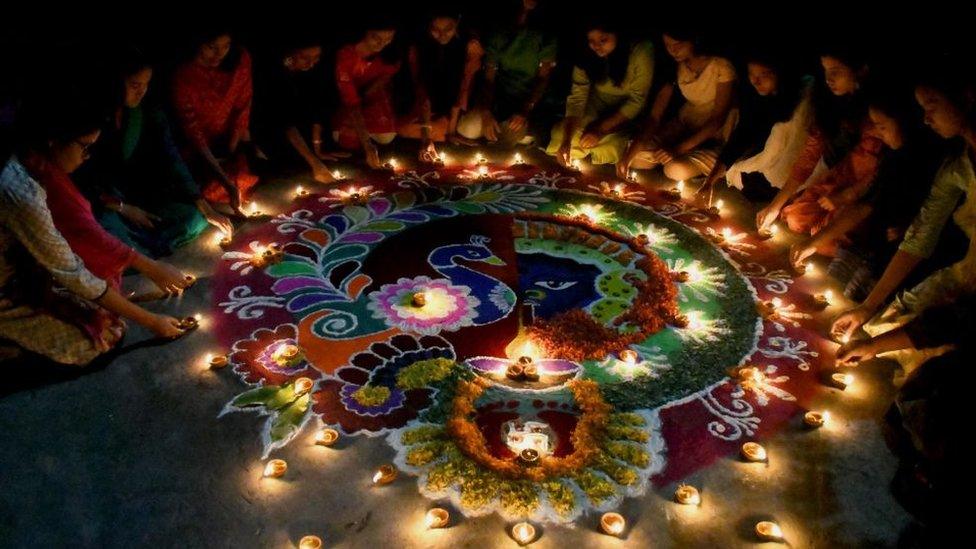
{"left": 1, "top": 6, "right": 973, "bottom": 528}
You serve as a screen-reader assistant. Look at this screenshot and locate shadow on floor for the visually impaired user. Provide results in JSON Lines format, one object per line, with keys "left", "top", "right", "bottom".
{"left": 0, "top": 336, "right": 173, "bottom": 399}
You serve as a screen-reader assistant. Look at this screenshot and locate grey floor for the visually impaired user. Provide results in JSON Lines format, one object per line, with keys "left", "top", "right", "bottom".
{"left": 0, "top": 148, "right": 916, "bottom": 548}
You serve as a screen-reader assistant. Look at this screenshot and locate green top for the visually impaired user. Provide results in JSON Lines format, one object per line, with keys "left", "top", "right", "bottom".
{"left": 900, "top": 149, "right": 974, "bottom": 258}
{"left": 485, "top": 27, "right": 558, "bottom": 100}
{"left": 565, "top": 41, "right": 655, "bottom": 121}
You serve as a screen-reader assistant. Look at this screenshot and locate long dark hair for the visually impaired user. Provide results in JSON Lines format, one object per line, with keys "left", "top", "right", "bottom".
{"left": 866, "top": 84, "right": 928, "bottom": 145}
{"left": 811, "top": 44, "right": 867, "bottom": 140}
{"left": 743, "top": 48, "right": 806, "bottom": 124}
{"left": 15, "top": 100, "right": 104, "bottom": 157}
{"left": 112, "top": 47, "right": 153, "bottom": 109}
{"left": 187, "top": 26, "right": 242, "bottom": 72}
{"left": 915, "top": 56, "right": 976, "bottom": 125}
{"left": 577, "top": 18, "right": 631, "bottom": 87}
{"left": 414, "top": 9, "right": 466, "bottom": 109}
{"left": 359, "top": 13, "right": 402, "bottom": 65}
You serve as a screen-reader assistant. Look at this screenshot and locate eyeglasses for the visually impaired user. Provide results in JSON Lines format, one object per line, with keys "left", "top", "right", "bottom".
{"left": 73, "top": 139, "right": 96, "bottom": 158}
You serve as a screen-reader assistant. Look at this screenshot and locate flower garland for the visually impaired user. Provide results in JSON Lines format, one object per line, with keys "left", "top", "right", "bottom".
{"left": 511, "top": 213, "right": 681, "bottom": 361}
{"left": 445, "top": 378, "right": 611, "bottom": 481}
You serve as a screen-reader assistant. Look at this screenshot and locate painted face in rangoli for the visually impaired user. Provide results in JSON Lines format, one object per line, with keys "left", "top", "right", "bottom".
{"left": 517, "top": 253, "right": 602, "bottom": 319}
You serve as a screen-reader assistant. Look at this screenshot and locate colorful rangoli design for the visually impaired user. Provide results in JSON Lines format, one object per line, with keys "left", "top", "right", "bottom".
{"left": 213, "top": 164, "right": 830, "bottom": 523}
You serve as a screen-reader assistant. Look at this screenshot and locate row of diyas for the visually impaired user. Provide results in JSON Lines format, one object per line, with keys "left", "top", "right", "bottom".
{"left": 230, "top": 162, "right": 850, "bottom": 546}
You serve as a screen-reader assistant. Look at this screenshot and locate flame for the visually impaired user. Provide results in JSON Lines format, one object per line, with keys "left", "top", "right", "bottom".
{"left": 372, "top": 470, "right": 383, "bottom": 483}
{"left": 504, "top": 333, "right": 543, "bottom": 363}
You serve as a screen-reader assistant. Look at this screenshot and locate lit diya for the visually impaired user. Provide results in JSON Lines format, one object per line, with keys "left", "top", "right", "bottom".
{"left": 832, "top": 372, "right": 852, "bottom": 390}
{"left": 293, "top": 377, "right": 314, "bottom": 396}
{"left": 755, "top": 520, "right": 784, "bottom": 542}
{"left": 707, "top": 199, "right": 724, "bottom": 217}
{"left": 511, "top": 522, "right": 536, "bottom": 545}
{"left": 372, "top": 464, "right": 398, "bottom": 485}
{"left": 519, "top": 448, "right": 540, "bottom": 465}
{"left": 178, "top": 316, "right": 199, "bottom": 331}
{"left": 207, "top": 354, "right": 228, "bottom": 369}
{"left": 298, "top": 536, "right": 322, "bottom": 549}
{"left": 674, "top": 484, "right": 701, "bottom": 506}
{"left": 314, "top": 428, "right": 339, "bottom": 447}
{"left": 813, "top": 290, "right": 833, "bottom": 308}
{"left": 804, "top": 411, "right": 828, "bottom": 428}
{"left": 425, "top": 508, "right": 450, "bottom": 529}
{"left": 600, "top": 512, "right": 626, "bottom": 536}
{"left": 741, "top": 442, "right": 767, "bottom": 462}
{"left": 263, "top": 459, "right": 287, "bottom": 478}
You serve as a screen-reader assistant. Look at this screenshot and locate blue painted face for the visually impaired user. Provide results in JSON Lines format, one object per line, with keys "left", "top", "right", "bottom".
{"left": 517, "top": 253, "right": 602, "bottom": 319}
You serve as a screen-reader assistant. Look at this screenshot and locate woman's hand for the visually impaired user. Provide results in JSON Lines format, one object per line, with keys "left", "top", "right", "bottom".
{"left": 831, "top": 305, "right": 876, "bottom": 342}
{"left": 790, "top": 241, "right": 818, "bottom": 267}
{"left": 556, "top": 142, "right": 572, "bottom": 168}
{"left": 145, "top": 260, "right": 190, "bottom": 295}
{"left": 756, "top": 204, "right": 781, "bottom": 232}
{"left": 202, "top": 207, "right": 234, "bottom": 236}
{"left": 363, "top": 142, "right": 382, "bottom": 169}
{"left": 145, "top": 314, "right": 185, "bottom": 339}
{"left": 311, "top": 162, "right": 336, "bottom": 184}
{"left": 836, "top": 339, "right": 879, "bottom": 366}
{"left": 579, "top": 132, "right": 600, "bottom": 150}
{"left": 818, "top": 195, "right": 836, "bottom": 212}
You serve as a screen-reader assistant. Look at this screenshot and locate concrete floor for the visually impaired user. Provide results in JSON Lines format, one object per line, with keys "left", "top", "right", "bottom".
{"left": 0, "top": 148, "right": 916, "bottom": 548}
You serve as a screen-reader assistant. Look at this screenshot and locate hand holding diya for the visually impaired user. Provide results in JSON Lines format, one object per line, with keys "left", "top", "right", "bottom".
{"left": 178, "top": 315, "right": 200, "bottom": 331}
{"left": 707, "top": 199, "right": 724, "bottom": 217}
{"left": 813, "top": 289, "right": 833, "bottom": 308}
{"left": 662, "top": 180, "right": 684, "bottom": 201}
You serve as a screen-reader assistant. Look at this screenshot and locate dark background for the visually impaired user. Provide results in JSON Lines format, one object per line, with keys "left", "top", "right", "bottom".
{"left": 1, "top": 1, "right": 971, "bottom": 134}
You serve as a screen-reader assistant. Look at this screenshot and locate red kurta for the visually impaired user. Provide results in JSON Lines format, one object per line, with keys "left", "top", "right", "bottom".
{"left": 333, "top": 44, "right": 400, "bottom": 150}
{"left": 24, "top": 153, "right": 136, "bottom": 289}
{"left": 172, "top": 49, "right": 259, "bottom": 203}
{"left": 780, "top": 125, "right": 884, "bottom": 235}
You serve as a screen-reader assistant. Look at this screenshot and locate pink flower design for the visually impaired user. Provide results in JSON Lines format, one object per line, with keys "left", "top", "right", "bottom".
{"left": 367, "top": 276, "right": 480, "bottom": 335}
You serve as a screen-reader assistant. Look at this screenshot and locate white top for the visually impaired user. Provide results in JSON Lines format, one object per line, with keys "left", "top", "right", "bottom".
{"left": 677, "top": 56, "right": 736, "bottom": 130}
{"left": 0, "top": 156, "right": 107, "bottom": 301}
